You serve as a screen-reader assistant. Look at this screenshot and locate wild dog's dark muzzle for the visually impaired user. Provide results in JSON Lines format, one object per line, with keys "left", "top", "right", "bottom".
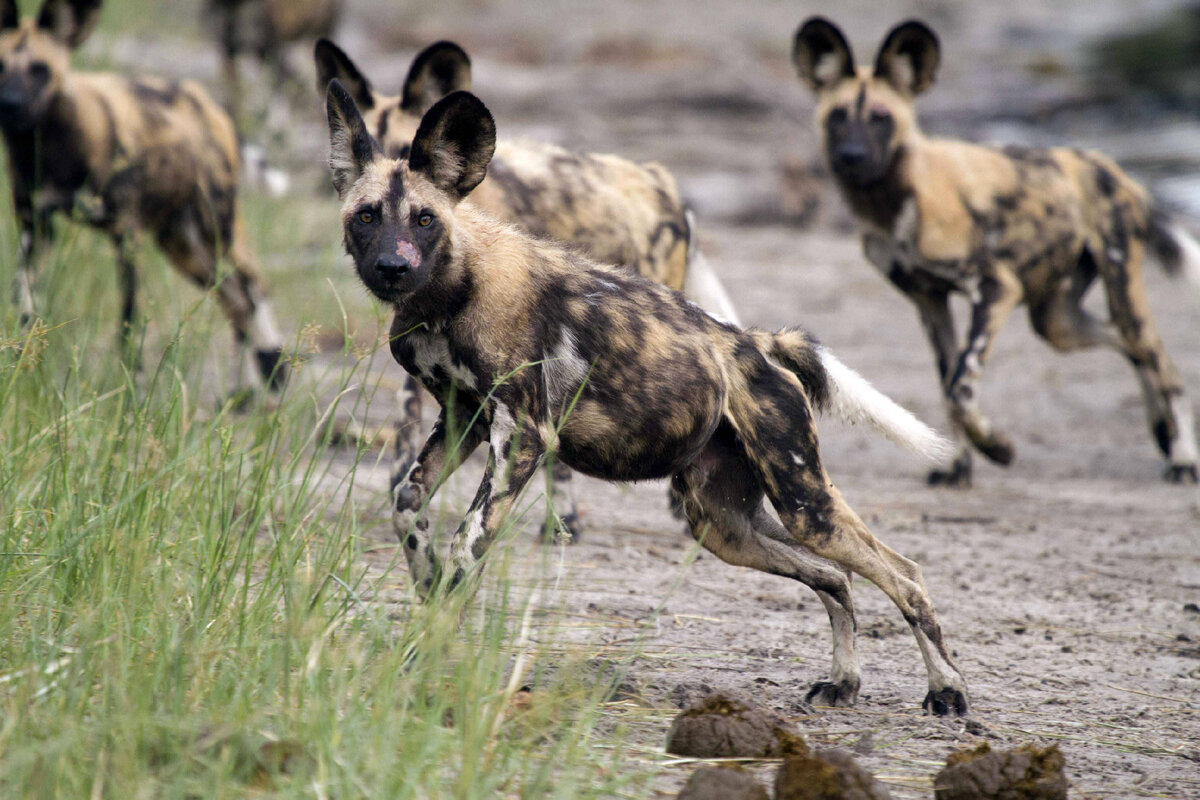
{"left": 376, "top": 254, "right": 411, "bottom": 280}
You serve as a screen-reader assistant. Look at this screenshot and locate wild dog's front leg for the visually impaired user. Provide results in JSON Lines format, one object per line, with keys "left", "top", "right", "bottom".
{"left": 870, "top": 241, "right": 972, "bottom": 485}
{"left": 394, "top": 403, "right": 487, "bottom": 598}
{"left": 907, "top": 286, "right": 973, "bottom": 487}
{"left": 947, "top": 273, "right": 1023, "bottom": 466}
{"left": 11, "top": 195, "right": 49, "bottom": 326}
{"left": 446, "top": 403, "right": 546, "bottom": 590}
{"left": 390, "top": 374, "right": 425, "bottom": 492}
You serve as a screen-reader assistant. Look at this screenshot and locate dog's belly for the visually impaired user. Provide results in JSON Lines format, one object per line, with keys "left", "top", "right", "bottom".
{"left": 555, "top": 385, "right": 724, "bottom": 482}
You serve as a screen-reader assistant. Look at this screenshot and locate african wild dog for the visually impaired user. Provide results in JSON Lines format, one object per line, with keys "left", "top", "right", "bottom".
{"left": 316, "top": 38, "right": 741, "bottom": 534}
{"left": 0, "top": 0, "right": 285, "bottom": 389}
{"left": 793, "top": 17, "right": 1200, "bottom": 487}
{"left": 325, "top": 80, "right": 970, "bottom": 715}
{"left": 208, "top": 0, "right": 340, "bottom": 119}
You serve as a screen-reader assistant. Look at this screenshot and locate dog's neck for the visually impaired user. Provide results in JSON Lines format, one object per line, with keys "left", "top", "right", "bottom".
{"left": 835, "top": 143, "right": 914, "bottom": 234}
{"left": 1, "top": 89, "right": 88, "bottom": 194}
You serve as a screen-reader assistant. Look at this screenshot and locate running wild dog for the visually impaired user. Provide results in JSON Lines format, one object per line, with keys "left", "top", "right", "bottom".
{"left": 325, "top": 80, "right": 969, "bottom": 714}
{"left": 794, "top": 17, "right": 1200, "bottom": 486}
{"left": 0, "top": 0, "right": 285, "bottom": 389}
{"left": 316, "top": 38, "right": 740, "bottom": 534}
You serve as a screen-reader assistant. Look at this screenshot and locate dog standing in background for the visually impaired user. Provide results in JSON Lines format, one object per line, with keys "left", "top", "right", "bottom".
{"left": 316, "top": 39, "right": 740, "bottom": 535}
{"left": 794, "top": 17, "right": 1199, "bottom": 486}
{"left": 0, "top": 0, "right": 286, "bottom": 390}
{"left": 323, "top": 80, "right": 969, "bottom": 715}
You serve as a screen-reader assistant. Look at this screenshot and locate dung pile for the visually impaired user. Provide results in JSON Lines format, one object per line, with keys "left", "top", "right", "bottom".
{"left": 774, "top": 748, "right": 894, "bottom": 800}
{"left": 933, "top": 743, "right": 1067, "bottom": 800}
{"left": 665, "top": 692, "right": 808, "bottom": 758}
{"left": 676, "top": 766, "right": 770, "bottom": 800}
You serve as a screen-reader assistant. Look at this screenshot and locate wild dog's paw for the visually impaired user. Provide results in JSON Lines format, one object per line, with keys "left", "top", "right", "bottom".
{"left": 804, "top": 679, "right": 860, "bottom": 708}
{"left": 927, "top": 461, "right": 971, "bottom": 489}
{"left": 540, "top": 511, "right": 583, "bottom": 544}
{"left": 1165, "top": 464, "right": 1199, "bottom": 484}
{"left": 923, "top": 687, "right": 969, "bottom": 717}
{"left": 255, "top": 348, "right": 289, "bottom": 392}
{"left": 975, "top": 433, "right": 1015, "bottom": 466}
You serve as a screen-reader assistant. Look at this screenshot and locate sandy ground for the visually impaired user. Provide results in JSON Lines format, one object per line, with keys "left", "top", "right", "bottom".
{"left": 150, "top": 0, "right": 1200, "bottom": 795}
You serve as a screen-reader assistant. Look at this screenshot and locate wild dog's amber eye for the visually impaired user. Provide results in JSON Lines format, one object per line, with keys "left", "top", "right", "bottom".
{"left": 418, "top": 213, "right": 433, "bottom": 228}
{"left": 358, "top": 210, "right": 374, "bottom": 224}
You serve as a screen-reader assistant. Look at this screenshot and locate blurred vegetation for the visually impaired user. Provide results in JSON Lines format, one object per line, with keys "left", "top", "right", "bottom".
{"left": 1090, "top": 3, "right": 1200, "bottom": 106}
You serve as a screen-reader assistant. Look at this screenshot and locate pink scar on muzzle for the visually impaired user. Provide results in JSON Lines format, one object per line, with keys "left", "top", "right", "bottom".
{"left": 396, "top": 239, "right": 422, "bottom": 267}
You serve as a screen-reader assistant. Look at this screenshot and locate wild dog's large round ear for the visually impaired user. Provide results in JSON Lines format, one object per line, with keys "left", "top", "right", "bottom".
{"left": 400, "top": 41, "right": 472, "bottom": 113}
{"left": 315, "top": 39, "right": 375, "bottom": 111}
{"left": 408, "top": 91, "right": 495, "bottom": 201}
{"left": 873, "top": 20, "right": 940, "bottom": 97}
{"left": 793, "top": 17, "right": 856, "bottom": 91}
{"left": 1, "top": 0, "right": 18, "bottom": 30}
{"left": 326, "top": 79, "right": 382, "bottom": 197}
{"left": 36, "top": 0, "right": 102, "bottom": 48}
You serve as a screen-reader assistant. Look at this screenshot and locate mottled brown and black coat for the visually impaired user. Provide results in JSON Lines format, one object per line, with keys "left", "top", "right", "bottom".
{"left": 794, "top": 17, "right": 1199, "bottom": 485}
{"left": 326, "top": 81, "right": 969, "bottom": 715}
{"left": 0, "top": 0, "right": 284, "bottom": 386}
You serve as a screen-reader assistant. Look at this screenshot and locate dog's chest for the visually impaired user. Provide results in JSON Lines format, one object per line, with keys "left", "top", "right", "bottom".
{"left": 862, "top": 198, "right": 979, "bottom": 291}
{"left": 394, "top": 331, "right": 480, "bottom": 393}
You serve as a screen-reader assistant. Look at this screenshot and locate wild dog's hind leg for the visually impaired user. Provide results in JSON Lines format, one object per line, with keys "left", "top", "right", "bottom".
{"left": 225, "top": 229, "right": 287, "bottom": 390}
{"left": 112, "top": 234, "right": 142, "bottom": 367}
{"left": 727, "top": 357, "right": 968, "bottom": 714}
{"left": 394, "top": 400, "right": 488, "bottom": 598}
{"left": 1096, "top": 237, "right": 1198, "bottom": 482}
{"left": 946, "top": 271, "right": 1023, "bottom": 467}
{"left": 159, "top": 218, "right": 285, "bottom": 392}
{"left": 541, "top": 459, "right": 582, "bottom": 543}
{"left": 672, "top": 423, "right": 862, "bottom": 708}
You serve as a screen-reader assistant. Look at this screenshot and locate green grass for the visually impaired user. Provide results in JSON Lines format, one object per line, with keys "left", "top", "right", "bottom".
{"left": 0, "top": 155, "right": 653, "bottom": 797}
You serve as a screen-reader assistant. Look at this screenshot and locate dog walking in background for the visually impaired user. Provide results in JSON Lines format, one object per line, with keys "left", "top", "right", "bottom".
{"left": 208, "top": 0, "right": 340, "bottom": 121}
{"left": 0, "top": 0, "right": 286, "bottom": 391}
{"left": 794, "top": 17, "right": 1200, "bottom": 487}
{"left": 324, "top": 80, "right": 969, "bottom": 715}
{"left": 315, "top": 38, "right": 740, "bottom": 535}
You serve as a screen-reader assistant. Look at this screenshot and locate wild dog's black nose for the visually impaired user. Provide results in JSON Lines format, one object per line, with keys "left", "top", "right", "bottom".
{"left": 376, "top": 254, "right": 411, "bottom": 280}
{"left": 835, "top": 143, "right": 867, "bottom": 167}
{"left": 0, "top": 90, "right": 24, "bottom": 112}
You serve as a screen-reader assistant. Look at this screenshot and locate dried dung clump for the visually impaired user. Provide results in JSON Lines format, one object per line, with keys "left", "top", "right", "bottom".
{"left": 676, "top": 766, "right": 769, "bottom": 800}
{"left": 933, "top": 742, "right": 1067, "bottom": 799}
{"left": 665, "top": 692, "right": 808, "bottom": 758}
{"left": 775, "top": 748, "right": 894, "bottom": 800}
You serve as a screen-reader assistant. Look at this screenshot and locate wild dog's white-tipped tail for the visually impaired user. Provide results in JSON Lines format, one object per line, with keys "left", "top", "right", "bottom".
{"left": 1165, "top": 221, "right": 1200, "bottom": 293}
{"left": 683, "top": 208, "right": 742, "bottom": 326}
{"left": 819, "top": 348, "right": 954, "bottom": 462}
